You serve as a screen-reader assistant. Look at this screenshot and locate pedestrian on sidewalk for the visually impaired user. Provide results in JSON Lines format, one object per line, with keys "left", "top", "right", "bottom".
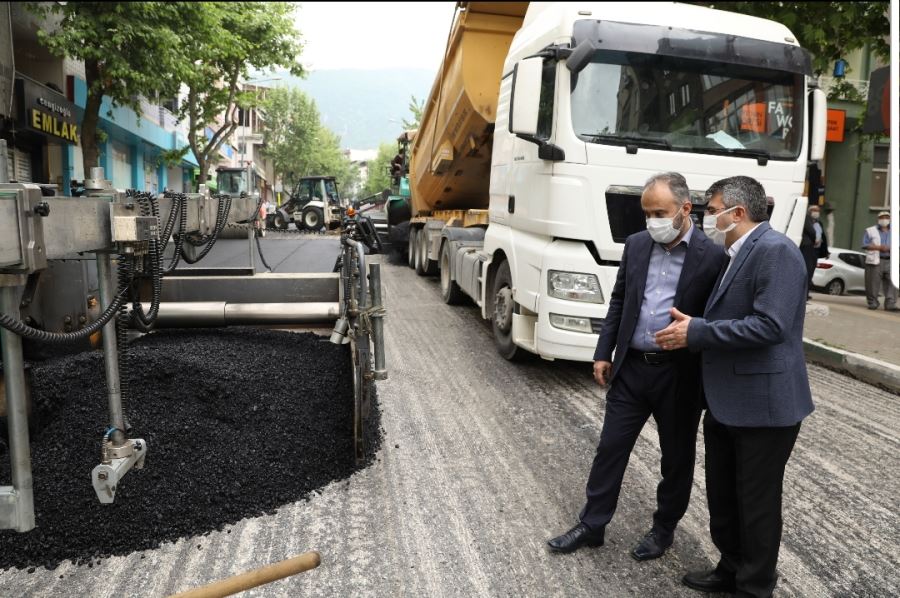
{"left": 862, "top": 211, "right": 897, "bottom": 311}
{"left": 655, "top": 175, "right": 814, "bottom": 598}
{"left": 800, "top": 205, "right": 829, "bottom": 300}
{"left": 546, "top": 172, "right": 726, "bottom": 562}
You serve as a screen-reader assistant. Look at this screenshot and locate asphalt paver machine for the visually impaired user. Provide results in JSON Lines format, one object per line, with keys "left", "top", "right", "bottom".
{"left": 0, "top": 153, "right": 386, "bottom": 532}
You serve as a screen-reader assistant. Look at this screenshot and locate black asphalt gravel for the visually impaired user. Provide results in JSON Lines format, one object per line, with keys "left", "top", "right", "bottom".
{"left": 0, "top": 328, "right": 381, "bottom": 571}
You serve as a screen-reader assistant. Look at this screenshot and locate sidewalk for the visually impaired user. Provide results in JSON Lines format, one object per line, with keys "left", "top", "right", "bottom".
{"left": 804, "top": 291, "right": 900, "bottom": 393}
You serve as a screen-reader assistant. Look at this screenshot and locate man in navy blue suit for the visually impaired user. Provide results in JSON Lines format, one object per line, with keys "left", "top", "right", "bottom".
{"left": 656, "top": 176, "right": 814, "bottom": 598}
{"left": 547, "top": 172, "right": 726, "bottom": 561}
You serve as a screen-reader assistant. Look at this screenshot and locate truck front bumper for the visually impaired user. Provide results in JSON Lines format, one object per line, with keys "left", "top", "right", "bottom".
{"left": 531, "top": 241, "right": 619, "bottom": 362}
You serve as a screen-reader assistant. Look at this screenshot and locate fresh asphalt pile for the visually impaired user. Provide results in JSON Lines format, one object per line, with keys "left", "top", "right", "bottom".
{"left": 0, "top": 328, "right": 381, "bottom": 571}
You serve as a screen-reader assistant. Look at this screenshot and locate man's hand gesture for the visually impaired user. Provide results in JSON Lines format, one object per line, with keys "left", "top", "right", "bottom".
{"left": 655, "top": 307, "right": 692, "bottom": 350}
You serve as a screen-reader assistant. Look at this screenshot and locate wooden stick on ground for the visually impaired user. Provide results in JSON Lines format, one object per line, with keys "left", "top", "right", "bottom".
{"left": 168, "top": 551, "right": 321, "bottom": 598}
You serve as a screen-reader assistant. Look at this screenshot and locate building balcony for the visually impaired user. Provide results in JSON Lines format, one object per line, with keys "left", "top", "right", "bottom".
{"left": 818, "top": 76, "right": 870, "bottom": 102}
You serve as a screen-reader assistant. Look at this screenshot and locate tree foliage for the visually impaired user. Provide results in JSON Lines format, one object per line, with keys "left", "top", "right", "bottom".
{"left": 260, "top": 87, "right": 358, "bottom": 196}
{"left": 361, "top": 143, "right": 396, "bottom": 199}
{"left": 29, "top": 2, "right": 195, "bottom": 174}
{"left": 697, "top": 2, "right": 890, "bottom": 76}
{"left": 401, "top": 95, "right": 425, "bottom": 131}
{"left": 176, "top": 2, "right": 304, "bottom": 190}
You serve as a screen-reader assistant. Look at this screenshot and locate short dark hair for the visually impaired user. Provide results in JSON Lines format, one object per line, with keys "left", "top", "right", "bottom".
{"left": 705, "top": 176, "right": 768, "bottom": 222}
{"left": 643, "top": 172, "right": 690, "bottom": 207}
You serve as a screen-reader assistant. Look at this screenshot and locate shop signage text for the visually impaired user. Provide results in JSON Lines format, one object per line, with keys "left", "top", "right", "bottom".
{"left": 15, "top": 77, "right": 79, "bottom": 144}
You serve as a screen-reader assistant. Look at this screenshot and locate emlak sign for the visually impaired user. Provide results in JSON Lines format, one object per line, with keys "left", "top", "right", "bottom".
{"left": 15, "top": 77, "right": 79, "bottom": 144}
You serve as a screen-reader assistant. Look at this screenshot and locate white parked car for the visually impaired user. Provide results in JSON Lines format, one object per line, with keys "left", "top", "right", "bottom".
{"left": 812, "top": 248, "right": 867, "bottom": 295}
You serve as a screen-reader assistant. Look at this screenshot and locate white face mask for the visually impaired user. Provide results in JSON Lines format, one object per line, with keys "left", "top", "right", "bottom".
{"left": 810, "top": 212, "right": 820, "bottom": 221}
{"left": 703, "top": 206, "right": 738, "bottom": 246}
{"left": 878, "top": 218, "right": 890, "bottom": 227}
{"left": 646, "top": 211, "right": 685, "bottom": 245}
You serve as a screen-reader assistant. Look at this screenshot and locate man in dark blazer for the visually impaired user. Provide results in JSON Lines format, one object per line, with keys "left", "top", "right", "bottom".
{"left": 547, "top": 172, "right": 726, "bottom": 561}
{"left": 656, "top": 176, "right": 814, "bottom": 598}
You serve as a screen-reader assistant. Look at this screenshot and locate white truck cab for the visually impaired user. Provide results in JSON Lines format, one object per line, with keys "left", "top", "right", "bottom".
{"left": 479, "top": 2, "right": 827, "bottom": 361}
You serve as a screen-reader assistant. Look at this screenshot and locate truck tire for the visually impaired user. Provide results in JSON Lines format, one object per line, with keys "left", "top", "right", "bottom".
{"left": 302, "top": 206, "right": 324, "bottom": 231}
{"left": 273, "top": 212, "right": 288, "bottom": 230}
{"left": 407, "top": 228, "right": 417, "bottom": 268}
{"left": 440, "top": 241, "right": 465, "bottom": 304}
{"left": 491, "top": 260, "right": 523, "bottom": 361}
{"left": 414, "top": 229, "right": 426, "bottom": 275}
{"left": 416, "top": 227, "right": 438, "bottom": 276}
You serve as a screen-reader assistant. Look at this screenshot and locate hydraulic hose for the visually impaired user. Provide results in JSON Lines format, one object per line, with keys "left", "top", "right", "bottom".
{"left": 0, "top": 286, "right": 127, "bottom": 343}
{"left": 115, "top": 251, "right": 133, "bottom": 407}
{"left": 129, "top": 193, "right": 163, "bottom": 331}
{"left": 163, "top": 193, "right": 187, "bottom": 275}
{"left": 254, "top": 229, "right": 273, "bottom": 272}
{"left": 179, "top": 193, "right": 232, "bottom": 264}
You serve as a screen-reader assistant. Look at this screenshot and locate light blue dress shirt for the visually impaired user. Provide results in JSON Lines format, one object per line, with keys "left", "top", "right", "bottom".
{"left": 630, "top": 224, "right": 694, "bottom": 351}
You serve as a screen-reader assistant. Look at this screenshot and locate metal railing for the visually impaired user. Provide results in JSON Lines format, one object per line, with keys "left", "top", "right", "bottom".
{"left": 817, "top": 76, "right": 870, "bottom": 101}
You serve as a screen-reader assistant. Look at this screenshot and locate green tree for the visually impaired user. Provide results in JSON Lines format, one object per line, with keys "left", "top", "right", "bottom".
{"left": 307, "top": 128, "right": 360, "bottom": 195}
{"left": 696, "top": 2, "right": 890, "bottom": 76}
{"left": 177, "top": 2, "right": 304, "bottom": 189}
{"left": 361, "top": 142, "right": 396, "bottom": 198}
{"left": 260, "top": 87, "right": 359, "bottom": 195}
{"left": 260, "top": 87, "right": 320, "bottom": 184}
{"left": 29, "top": 2, "right": 195, "bottom": 174}
{"left": 401, "top": 94, "right": 425, "bottom": 131}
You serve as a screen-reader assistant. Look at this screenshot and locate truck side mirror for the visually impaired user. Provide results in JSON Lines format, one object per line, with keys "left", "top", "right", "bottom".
{"left": 565, "top": 38, "right": 598, "bottom": 74}
{"left": 510, "top": 57, "right": 543, "bottom": 137}
{"left": 808, "top": 88, "right": 827, "bottom": 161}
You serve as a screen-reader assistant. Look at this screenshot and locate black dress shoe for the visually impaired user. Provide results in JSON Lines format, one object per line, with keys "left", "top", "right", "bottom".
{"left": 630, "top": 530, "right": 673, "bottom": 561}
{"left": 682, "top": 569, "right": 736, "bottom": 593}
{"left": 547, "top": 522, "right": 605, "bottom": 553}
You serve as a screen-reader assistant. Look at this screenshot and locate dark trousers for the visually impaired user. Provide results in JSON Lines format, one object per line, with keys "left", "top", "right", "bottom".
{"left": 579, "top": 351, "right": 701, "bottom": 537}
{"left": 703, "top": 412, "right": 801, "bottom": 598}
{"left": 800, "top": 246, "right": 817, "bottom": 291}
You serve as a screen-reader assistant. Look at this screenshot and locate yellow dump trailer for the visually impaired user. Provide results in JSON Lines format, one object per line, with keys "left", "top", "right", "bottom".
{"left": 408, "top": 2, "right": 527, "bottom": 218}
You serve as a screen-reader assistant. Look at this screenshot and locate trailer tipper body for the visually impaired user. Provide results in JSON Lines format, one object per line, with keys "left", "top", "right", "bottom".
{"left": 396, "top": 1, "right": 827, "bottom": 362}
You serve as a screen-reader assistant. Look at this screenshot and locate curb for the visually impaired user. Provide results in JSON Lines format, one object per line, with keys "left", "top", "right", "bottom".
{"left": 804, "top": 338, "right": 900, "bottom": 394}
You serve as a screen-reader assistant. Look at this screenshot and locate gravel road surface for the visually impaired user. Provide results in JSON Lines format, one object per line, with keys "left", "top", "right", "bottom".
{"left": 1, "top": 257, "right": 897, "bottom": 597}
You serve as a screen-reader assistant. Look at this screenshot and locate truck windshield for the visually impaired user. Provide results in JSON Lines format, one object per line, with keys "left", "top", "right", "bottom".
{"left": 571, "top": 50, "right": 804, "bottom": 160}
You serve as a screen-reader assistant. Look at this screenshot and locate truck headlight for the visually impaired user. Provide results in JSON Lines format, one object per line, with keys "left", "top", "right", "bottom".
{"left": 547, "top": 270, "right": 604, "bottom": 303}
{"left": 549, "top": 313, "right": 594, "bottom": 333}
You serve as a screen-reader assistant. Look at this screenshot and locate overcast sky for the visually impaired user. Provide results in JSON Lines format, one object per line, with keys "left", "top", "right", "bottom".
{"left": 294, "top": 2, "right": 458, "bottom": 71}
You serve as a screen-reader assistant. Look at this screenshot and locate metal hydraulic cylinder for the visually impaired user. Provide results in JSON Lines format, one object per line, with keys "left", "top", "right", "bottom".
{"left": 96, "top": 253, "right": 126, "bottom": 446}
{"left": 368, "top": 263, "right": 387, "bottom": 380}
{"left": 0, "top": 280, "right": 35, "bottom": 531}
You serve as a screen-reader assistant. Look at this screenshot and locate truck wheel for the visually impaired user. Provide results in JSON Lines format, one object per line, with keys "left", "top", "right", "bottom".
{"left": 491, "top": 260, "right": 523, "bottom": 361}
{"left": 407, "top": 228, "right": 417, "bottom": 268}
{"left": 302, "top": 206, "right": 324, "bottom": 231}
{"left": 416, "top": 228, "right": 438, "bottom": 276}
{"left": 440, "top": 242, "right": 465, "bottom": 305}
{"left": 414, "top": 229, "right": 427, "bottom": 275}
{"left": 273, "top": 212, "right": 288, "bottom": 230}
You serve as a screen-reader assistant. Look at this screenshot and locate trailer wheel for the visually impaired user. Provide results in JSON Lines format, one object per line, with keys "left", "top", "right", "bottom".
{"left": 407, "top": 228, "right": 417, "bottom": 269}
{"left": 416, "top": 228, "right": 438, "bottom": 276}
{"left": 414, "top": 229, "right": 426, "bottom": 275}
{"left": 491, "top": 260, "right": 523, "bottom": 361}
{"left": 440, "top": 242, "right": 465, "bottom": 305}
